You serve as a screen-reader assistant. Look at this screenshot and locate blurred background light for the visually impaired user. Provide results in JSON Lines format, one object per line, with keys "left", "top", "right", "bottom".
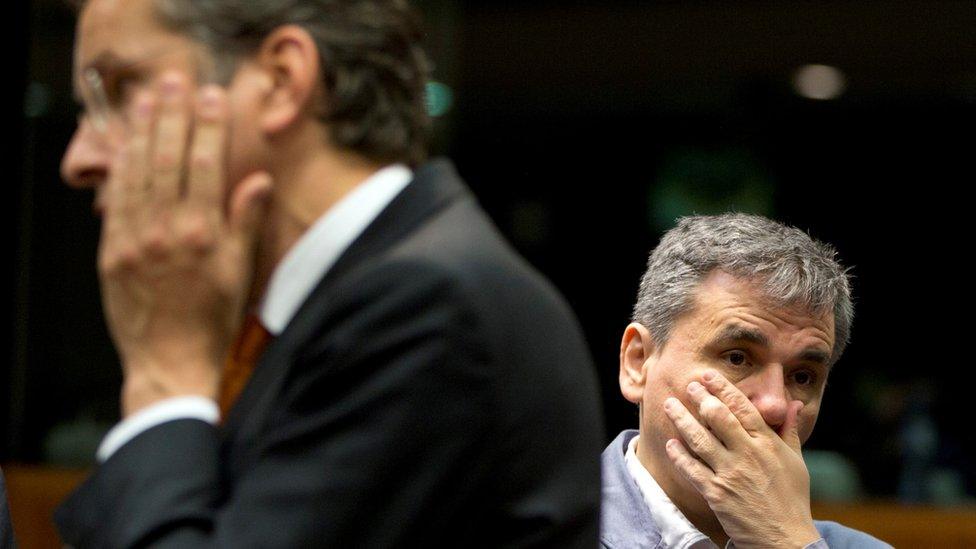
{"left": 23, "top": 81, "right": 50, "bottom": 119}
{"left": 426, "top": 80, "right": 455, "bottom": 117}
{"left": 793, "top": 64, "right": 848, "bottom": 100}
{"left": 649, "top": 148, "right": 775, "bottom": 232}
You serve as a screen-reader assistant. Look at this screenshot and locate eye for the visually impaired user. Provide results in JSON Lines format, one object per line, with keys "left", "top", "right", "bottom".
{"left": 722, "top": 350, "right": 749, "bottom": 367}
{"left": 792, "top": 370, "right": 817, "bottom": 387}
{"left": 103, "top": 72, "right": 142, "bottom": 109}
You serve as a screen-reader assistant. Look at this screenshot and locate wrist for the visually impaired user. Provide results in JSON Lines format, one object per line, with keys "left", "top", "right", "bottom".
{"left": 122, "top": 365, "right": 219, "bottom": 417}
{"left": 732, "top": 522, "right": 821, "bottom": 549}
{"left": 783, "top": 524, "right": 822, "bottom": 549}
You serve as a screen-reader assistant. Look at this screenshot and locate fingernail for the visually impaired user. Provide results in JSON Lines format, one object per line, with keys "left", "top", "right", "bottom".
{"left": 198, "top": 87, "right": 223, "bottom": 116}
{"left": 135, "top": 93, "right": 155, "bottom": 119}
{"left": 664, "top": 398, "right": 676, "bottom": 412}
{"left": 702, "top": 370, "right": 716, "bottom": 382}
{"left": 161, "top": 73, "right": 184, "bottom": 96}
{"left": 254, "top": 173, "right": 274, "bottom": 195}
{"left": 200, "top": 86, "right": 221, "bottom": 106}
{"left": 688, "top": 381, "right": 704, "bottom": 394}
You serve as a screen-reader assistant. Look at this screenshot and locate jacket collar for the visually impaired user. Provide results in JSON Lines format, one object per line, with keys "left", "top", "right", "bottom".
{"left": 221, "top": 158, "right": 470, "bottom": 451}
{"left": 601, "top": 430, "right": 664, "bottom": 549}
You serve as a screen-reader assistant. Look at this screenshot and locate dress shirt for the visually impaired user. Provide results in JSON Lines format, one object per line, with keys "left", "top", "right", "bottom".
{"left": 624, "top": 435, "right": 827, "bottom": 549}
{"left": 96, "top": 164, "right": 414, "bottom": 462}
{"left": 624, "top": 435, "right": 717, "bottom": 549}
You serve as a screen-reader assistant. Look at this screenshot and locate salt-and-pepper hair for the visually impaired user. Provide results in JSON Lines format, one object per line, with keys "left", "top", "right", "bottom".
{"left": 154, "top": 0, "right": 431, "bottom": 167}
{"left": 633, "top": 213, "right": 853, "bottom": 364}
{"left": 68, "top": 0, "right": 433, "bottom": 166}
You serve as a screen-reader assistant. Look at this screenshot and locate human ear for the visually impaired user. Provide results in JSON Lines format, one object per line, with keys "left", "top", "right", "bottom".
{"left": 253, "top": 25, "right": 322, "bottom": 134}
{"left": 619, "top": 322, "right": 655, "bottom": 404}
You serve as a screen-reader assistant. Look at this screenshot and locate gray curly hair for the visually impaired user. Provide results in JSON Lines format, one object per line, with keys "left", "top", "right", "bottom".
{"left": 633, "top": 213, "right": 853, "bottom": 364}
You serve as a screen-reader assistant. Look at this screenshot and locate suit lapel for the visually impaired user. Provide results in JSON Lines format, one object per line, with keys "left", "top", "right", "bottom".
{"left": 220, "top": 159, "right": 471, "bottom": 462}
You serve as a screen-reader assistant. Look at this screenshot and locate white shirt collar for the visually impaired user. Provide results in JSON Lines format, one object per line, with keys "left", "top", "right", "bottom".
{"left": 624, "top": 435, "right": 721, "bottom": 549}
{"left": 258, "top": 164, "right": 413, "bottom": 335}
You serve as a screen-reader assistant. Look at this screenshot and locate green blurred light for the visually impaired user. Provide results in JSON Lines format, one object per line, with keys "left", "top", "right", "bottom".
{"left": 649, "top": 148, "right": 775, "bottom": 232}
{"left": 426, "top": 80, "right": 454, "bottom": 118}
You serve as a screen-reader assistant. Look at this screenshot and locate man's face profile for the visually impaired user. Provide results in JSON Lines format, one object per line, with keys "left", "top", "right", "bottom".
{"left": 621, "top": 270, "right": 835, "bottom": 480}
{"left": 63, "top": 0, "right": 190, "bottom": 197}
{"left": 62, "top": 0, "right": 265, "bottom": 211}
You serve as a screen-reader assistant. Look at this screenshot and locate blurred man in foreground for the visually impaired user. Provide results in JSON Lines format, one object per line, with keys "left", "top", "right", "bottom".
{"left": 602, "top": 214, "right": 890, "bottom": 548}
{"left": 55, "top": 0, "right": 603, "bottom": 546}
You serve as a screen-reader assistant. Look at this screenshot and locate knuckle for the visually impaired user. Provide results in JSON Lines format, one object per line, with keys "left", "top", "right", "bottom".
{"left": 727, "top": 393, "right": 754, "bottom": 416}
{"left": 719, "top": 385, "right": 743, "bottom": 403}
{"left": 720, "top": 467, "right": 745, "bottom": 487}
{"left": 104, "top": 244, "right": 140, "bottom": 271}
{"left": 758, "top": 436, "right": 778, "bottom": 453}
{"left": 191, "top": 151, "right": 216, "bottom": 171}
{"left": 153, "top": 150, "right": 180, "bottom": 172}
{"left": 708, "top": 480, "right": 734, "bottom": 503}
{"left": 688, "top": 429, "right": 710, "bottom": 451}
{"left": 98, "top": 252, "right": 118, "bottom": 274}
{"left": 175, "top": 214, "right": 215, "bottom": 251}
{"left": 700, "top": 397, "right": 723, "bottom": 421}
{"left": 701, "top": 485, "right": 725, "bottom": 504}
{"left": 141, "top": 229, "right": 172, "bottom": 258}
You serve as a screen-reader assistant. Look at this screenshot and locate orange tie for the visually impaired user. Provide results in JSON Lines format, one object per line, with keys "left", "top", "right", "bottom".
{"left": 218, "top": 314, "right": 273, "bottom": 420}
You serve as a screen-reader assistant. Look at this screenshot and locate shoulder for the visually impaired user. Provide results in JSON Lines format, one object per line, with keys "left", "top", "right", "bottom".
{"left": 298, "top": 255, "right": 493, "bottom": 372}
{"left": 814, "top": 520, "right": 893, "bottom": 548}
{"left": 325, "top": 159, "right": 576, "bottom": 336}
{"left": 339, "top": 199, "right": 586, "bottom": 368}
{"left": 601, "top": 430, "right": 638, "bottom": 482}
{"left": 600, "top": 431, "right": 662, "bottom": 549}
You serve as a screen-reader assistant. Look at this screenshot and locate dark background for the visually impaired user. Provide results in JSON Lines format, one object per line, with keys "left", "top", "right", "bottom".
{"left": 4, "top": 0, "right": 973, "bottom": 503}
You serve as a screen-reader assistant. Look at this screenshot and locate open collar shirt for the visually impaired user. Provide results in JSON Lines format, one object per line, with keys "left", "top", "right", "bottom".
{"left": 96, "top": 164, "right": 413, "bottom": 462}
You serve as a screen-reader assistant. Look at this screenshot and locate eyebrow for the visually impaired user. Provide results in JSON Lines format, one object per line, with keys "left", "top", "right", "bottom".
{"left": 797, "top": 348, "right": 831, "bottom": 367}
{"left": 84, "top": 51, "right": 131, "bottom": 74}
{"left": 712, "top": 325, "right": 769, "bottom": 347}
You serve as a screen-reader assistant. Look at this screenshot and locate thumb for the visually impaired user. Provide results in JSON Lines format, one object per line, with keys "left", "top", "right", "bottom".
{"left": 781, "top": 400, "right": 804, "bottom": 455}
{"left": 228, "top": 171, "right": 273, "bottom": 245}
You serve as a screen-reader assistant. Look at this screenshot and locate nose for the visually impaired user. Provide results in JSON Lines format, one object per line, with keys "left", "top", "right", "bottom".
{"left": 739, "top": 366, "right": 791, "bottom": 431}
{"left": 61, "top": 119, "right": 111, "bottom": 190}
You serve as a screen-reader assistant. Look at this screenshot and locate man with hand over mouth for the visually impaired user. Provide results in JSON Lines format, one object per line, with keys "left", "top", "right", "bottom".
{"left": 601, "top": 213, "right": 890, "bottom": 549}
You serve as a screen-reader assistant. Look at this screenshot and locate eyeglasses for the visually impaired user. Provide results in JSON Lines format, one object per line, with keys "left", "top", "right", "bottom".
{"left": 76, "top": 46, "right": 206, "bottom": 143}
{"left": 80, "top": 66, "right": 118, "bottom": 137}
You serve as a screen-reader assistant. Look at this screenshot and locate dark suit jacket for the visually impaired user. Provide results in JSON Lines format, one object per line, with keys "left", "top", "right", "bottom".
{"left": 56, "top": 160, "right": 604, "bottom": 548}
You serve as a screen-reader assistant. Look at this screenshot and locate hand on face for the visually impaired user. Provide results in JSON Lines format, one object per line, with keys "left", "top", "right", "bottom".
{"left": 98, "top": 71, "right": 273, "bottom": 416}
{"left": 663, "top": 370, "right": 821, "bottom": 549}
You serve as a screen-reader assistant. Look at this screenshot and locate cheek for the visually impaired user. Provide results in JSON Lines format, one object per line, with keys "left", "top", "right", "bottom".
{"left": 797, "top": 403, "right": 820, "bottom": 443}
{"left": 641, "top": 358, "right": 701, "bottom": 432}
{"left": 222, "top": 109, "right": 266, "bottom": 197}
{"left": 645, "top": 355, "right": 707, "bottom": 405}
{"left": 222, "top": 68, "right": 274, "bottom": 183}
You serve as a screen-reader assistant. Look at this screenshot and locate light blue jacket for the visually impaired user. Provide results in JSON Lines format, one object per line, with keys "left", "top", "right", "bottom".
{"left": 601, "top": 430, "right": 892, "bottom": 549}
